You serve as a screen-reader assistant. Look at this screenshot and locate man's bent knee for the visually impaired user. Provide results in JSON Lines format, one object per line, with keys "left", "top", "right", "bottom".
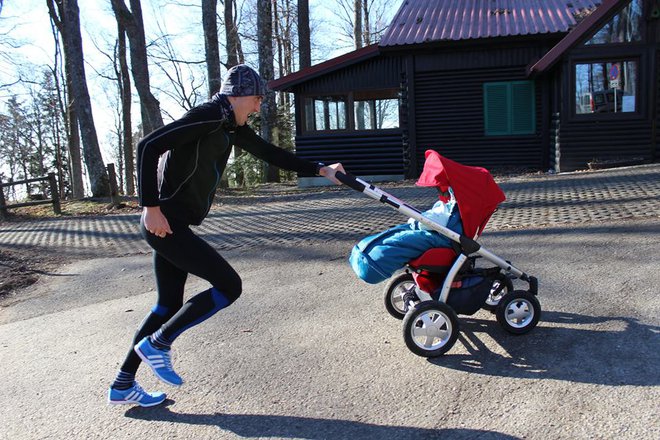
{"left": 214, "top": 275, "right": 241, "bottom": 304}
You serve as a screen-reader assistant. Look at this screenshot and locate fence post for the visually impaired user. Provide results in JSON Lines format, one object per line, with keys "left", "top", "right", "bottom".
{"left": 0, "top": 177, "right": 7, "bottom": 219}
{"left": 48, "top": 172, "right": 61, "bottom": 215}
{"left": 107, "top": 163, "right": 120, "bottom": 207}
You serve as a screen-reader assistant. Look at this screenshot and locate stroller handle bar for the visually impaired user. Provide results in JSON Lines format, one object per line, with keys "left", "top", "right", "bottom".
{"left": 335, "top": 171, "right": 538, "bottom": 292}
{"left": 334, "top": 171, "right": 366, "bottom": 193}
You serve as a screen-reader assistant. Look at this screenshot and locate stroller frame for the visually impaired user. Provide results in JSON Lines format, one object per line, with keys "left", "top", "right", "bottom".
{"left": 337, "top": 171, "right": 540, "bottom": 357}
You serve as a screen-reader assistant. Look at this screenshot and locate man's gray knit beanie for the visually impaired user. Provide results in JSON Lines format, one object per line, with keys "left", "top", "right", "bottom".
{"left": 220, "top": 65, "right": 267, "bottom": 97}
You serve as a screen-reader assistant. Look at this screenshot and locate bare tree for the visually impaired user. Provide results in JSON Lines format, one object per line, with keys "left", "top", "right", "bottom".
{"left": 117, "top": 21, "right": 135, "bottom": 195}
{"left": 224, "top": 0, "right": 243, "bottom": 68}
{"left": 95, "top": 22, "right": 136, "bottom": 196}
{"left": 257, "top": 0, "right": 278, "bottom": 182}
{"left": 150, "top": 31, "right": 205, "bottom": 113}
{"left": 328, "top": 0, "right": 395, "bottom": 49}
{"left": 354, "top": 0, "right": 362, "bottom": 48}
{"left": 48, "top": 11, "right": 84, "bottom": 198}
{"left": 298, "top": 0, "right": 310, "bottom": 68}
{"left": 225, "top": 0, "right": 246, "bottom": 186}
{"left": 202, "top": 0, "right": 222, "bottom": 97}
{"left": 47, "top": 0, "right": 109, "bottom": 197}
{"left": 111, "top": 0, "right": 164, "bottom": 134}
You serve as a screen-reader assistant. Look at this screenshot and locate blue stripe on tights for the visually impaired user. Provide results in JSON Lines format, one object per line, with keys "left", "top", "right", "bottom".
{"left": 151, "top": 304, "right": 169, "bottom": 316}
{"left": 169, "top": 288, "right": 230, "bottom": 341}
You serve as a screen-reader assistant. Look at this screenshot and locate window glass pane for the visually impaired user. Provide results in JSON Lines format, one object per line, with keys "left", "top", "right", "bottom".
{"left": 585, "top": 0, "right": 642, "bottom": 45}
{"left": 303, "top": 98, "right": 315, "bottom": 132}
{"left": 575, "top": 61, "right": 638, "bottom": 114}
{"left": 354, "top": 101, "right": 373, "bottom": 130}
{"left": 314, "top": 100, "right": 325, "bottom": 130}
{"left": 302, "top": 96, "right": 347, "bottom": 131}
{"left": 354, "top": 98, "right": 399, "bottom": 130}
{"left": 375, "top": 99, "right": 399, "bottom": 129}
{"left": 329, "top": 100, "right": 346, "bottom": 130}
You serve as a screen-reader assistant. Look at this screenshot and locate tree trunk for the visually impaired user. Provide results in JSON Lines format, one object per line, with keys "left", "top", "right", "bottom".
{"left": 111, "top": 0, "right": 163, "bottom": 135}
{"left": 202, "top": 0, "right": 222, "bottom": 97}
{"left": 354, "top": 0, "right": 363, "bottom": 49}
{"left": 224, "top": 0, "right": 240, "bottom": 68}
{"left": 66, "top": 93, "right": 84, "bottom": 197}
{"left": 48, "top": 0, "right": 109, "bottom": 197}
{"left": 257, "top": 0, "right": 278, "bottom": 183}
{"left": 298, "top": 0, "right": 311, "bottom": 69}
{"left": 117, "top": 20, "right": 134, "bottom": 195}
{"left": 362, "top": 0, "right": 370, "bottom": 44}
{"left": 225, "top": 0, "right": 244, "bottom": 186}
{"left": 47, "top": 1, "right": 85, "bottom": 199}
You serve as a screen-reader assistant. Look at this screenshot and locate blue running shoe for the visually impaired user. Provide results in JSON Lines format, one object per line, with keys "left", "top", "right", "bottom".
{"left": 108, "top": 382, "right": 166, "bottom": 407}
{"left": 134, "top": 337, "right": 183, "bottom": 386}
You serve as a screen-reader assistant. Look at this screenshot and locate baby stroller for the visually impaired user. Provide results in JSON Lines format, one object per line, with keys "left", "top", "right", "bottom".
{"left": 337, "top": 150, "right": 541, "bottom": 358}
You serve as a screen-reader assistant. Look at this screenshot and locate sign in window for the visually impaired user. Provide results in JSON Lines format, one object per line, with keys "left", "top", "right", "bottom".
{"left": 575, "top": 61, "right": 638, "bottom": 114}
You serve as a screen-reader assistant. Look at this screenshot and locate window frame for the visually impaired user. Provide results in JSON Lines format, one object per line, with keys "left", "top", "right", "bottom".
{"left": 567, "top": 0, "right": 646, "bottom": 121}
{"left": 302, "top": 95, "right": 349, "bottom": 133}
{"left": 300, "top": 88, "right": 400, "bottom": 134}
{"left": 570, "top": 56, "right": 642, "bottom": 119}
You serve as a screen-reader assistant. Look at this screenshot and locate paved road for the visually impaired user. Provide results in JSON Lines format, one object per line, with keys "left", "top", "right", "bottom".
{"left": 1, "top": 164, "right": 659, "bottom": 440}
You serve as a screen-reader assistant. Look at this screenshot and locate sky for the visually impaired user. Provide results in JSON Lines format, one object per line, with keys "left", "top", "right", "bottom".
{"left": 0, "top": 0, "right": 397, "bottom": 163}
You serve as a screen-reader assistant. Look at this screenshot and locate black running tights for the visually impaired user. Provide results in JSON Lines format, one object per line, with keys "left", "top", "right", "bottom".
{"left": 118, "top": 219, "right": 242, "bottom": 375}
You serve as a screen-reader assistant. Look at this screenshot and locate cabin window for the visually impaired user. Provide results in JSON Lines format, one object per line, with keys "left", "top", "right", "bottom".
{"left": 574, "top": 60, "right": 638, "bottom": 114}
{"left": 303, "top": 96, "right": 347, "bottom": 131}
{"left": 483, "top": 81, "right": 535, "bottom": 136}
{"left": 353, "top": 89, "right": 399, "bottom": 130}
{"left": 302, "top": 90, "right": 399, "bottom": 132}
{"left": 584, "top": 0, "right": 642, "bottom": 45}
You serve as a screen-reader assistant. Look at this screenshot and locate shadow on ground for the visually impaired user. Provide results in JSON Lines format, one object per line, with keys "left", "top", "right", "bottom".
{"left": 125, "top": 407, "right": 520, "bottom": 439}
{"left": 429, "top": 311, "right": 660, "bottom": 386}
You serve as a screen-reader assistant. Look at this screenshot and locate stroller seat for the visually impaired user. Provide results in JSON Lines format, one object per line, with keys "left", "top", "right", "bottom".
{"left": 409, "top": 247, "right": 458, "bottom": 294}
{"left": 409, "top": 247, "right": 456, "bottom": 273}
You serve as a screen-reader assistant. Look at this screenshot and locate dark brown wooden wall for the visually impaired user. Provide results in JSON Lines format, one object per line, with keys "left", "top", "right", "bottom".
{"left": 295, "top": 131, "right": 404, "bottom": 176}
{"left": 410, "top": 41, "right": 553, "bottom": 172}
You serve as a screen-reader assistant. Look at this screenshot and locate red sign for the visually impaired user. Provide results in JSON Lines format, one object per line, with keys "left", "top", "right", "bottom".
{"left": 609, "top": 64, "right": 620, "bottom": 81}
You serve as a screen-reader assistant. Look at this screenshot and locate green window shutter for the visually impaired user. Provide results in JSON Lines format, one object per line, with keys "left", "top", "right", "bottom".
{"left": 484, "top": 80, "right": 536, "bottom": 136}
{"left": 511, "top": 81, "right": 535, "bottom": 134}
{"left": 484, "top": 83, "right": 510, "bottom": 135}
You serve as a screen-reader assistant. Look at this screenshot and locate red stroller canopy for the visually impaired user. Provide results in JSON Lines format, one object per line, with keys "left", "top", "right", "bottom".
{"left": 416, "top": 150, "right": 506, "bottom": 238}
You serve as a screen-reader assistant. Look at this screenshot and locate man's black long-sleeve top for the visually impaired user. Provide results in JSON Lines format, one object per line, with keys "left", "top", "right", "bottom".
{"left": 137, "top": 96, "right": 318, "bottom": 225}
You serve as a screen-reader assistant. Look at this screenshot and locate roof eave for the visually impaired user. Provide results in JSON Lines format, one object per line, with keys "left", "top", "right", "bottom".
{"left": 379, "top": 32, "right": 566, "bottom": 51}
{"left": 527, "top": 0, "right": 626, "bottom": 77}
{"left": 269, "top": 44, "right": 380, "bottom": 91}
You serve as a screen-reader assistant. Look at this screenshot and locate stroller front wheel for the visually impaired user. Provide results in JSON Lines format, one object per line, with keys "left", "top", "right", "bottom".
{"left": 384, "top": 272, "right": 416, "bottom": 320}
{"left": 496, "top": 291, "right": 541, "bottom": 334}
{"left": 402, "top": 301, "right": 459, "bottom": 357}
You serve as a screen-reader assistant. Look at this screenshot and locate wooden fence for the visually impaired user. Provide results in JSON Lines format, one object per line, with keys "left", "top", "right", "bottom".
{"left": 0, "top": 173, "right": 61, "bottom": 218}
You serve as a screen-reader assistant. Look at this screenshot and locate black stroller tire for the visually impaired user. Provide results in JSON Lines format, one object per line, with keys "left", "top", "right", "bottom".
{"left": 384, "top": 272, "right": 416, "bottom": 320}
{"left": 496, "top": 291, "right": 541, "bottom": 334}
{"left": 402, "top": 301, "right": 459, "bottom": 357}
{"left": 482, "top": 276, "right": 514, "bottom": 312}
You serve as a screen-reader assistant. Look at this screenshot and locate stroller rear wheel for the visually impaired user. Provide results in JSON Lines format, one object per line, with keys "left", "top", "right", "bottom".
{"left": 384, "top": 272, "right": 416, "bottom": 320}
{"left": 496, "top": 291, "right": 541, "bottom": 334}
{"left": 402, "top": 301, "right": 459, "bottom": 357}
